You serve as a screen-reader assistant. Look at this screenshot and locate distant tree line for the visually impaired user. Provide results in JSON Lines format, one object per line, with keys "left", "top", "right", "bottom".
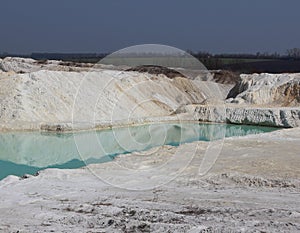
{"left": 185, "top": 48, "right": 300, "bottom": 70}
{"left": 1, "top": 48, "right": 300, "bottom": 61}
{"left": 1, "top": 48, "right": 300, "bottom": 72}
{"left": 189, "top": 48, "right": 300, "bottom": 60}
{"left": 286, "top": 48, "right": 300, "bottom": 58}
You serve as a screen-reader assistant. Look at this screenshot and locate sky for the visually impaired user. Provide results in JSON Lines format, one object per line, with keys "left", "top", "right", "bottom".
{"left": 1, "top": 0, "right": 300, "bottom": 54}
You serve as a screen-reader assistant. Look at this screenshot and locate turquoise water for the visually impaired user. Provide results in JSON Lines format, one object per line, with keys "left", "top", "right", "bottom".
{"left": 0, "top": 123, "right": 278, "bottom": 180}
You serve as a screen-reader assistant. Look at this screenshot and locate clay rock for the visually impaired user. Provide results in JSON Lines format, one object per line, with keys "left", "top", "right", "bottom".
{"left": 0, "top": 57, "right": 40, "bottom": 73}
{"left": 191, "top": 105, "right": 300, "bottom": 128}
{"left": 227, "top": 73, "right": 300, "bottom": 107}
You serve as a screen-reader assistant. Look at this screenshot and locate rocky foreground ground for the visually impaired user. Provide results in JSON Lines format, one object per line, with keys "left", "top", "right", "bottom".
{"left": 0, "top": 128, "right": 299, "bottom": 232}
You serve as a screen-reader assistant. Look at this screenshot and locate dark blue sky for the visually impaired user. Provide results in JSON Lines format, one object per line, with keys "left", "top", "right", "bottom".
{"left": 1, "top": 0, "right": 299, "bottom": 54}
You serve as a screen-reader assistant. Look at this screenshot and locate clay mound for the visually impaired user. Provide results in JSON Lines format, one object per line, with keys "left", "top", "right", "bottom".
{"left": 126, "top": 65, "right": 185, "bottom": 79}
{"left": 227, "top": 73, "right": 300, "bottom": 107}
{"left": 0, "top": 57, "right": 103, "bottom": 73}
{"left": 210, "top": 70, "right": 241, "bottom": 85}
{"left": 127, "top": 66, "right": 241, "bottom": 85}
{"left": 0, "top": 69, "right": 226, "bottom": 130}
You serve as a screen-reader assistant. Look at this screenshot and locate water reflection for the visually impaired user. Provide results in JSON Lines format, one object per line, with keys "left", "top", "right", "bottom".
{"left": 0, "top": 123, "right": 277, "bottom": 179}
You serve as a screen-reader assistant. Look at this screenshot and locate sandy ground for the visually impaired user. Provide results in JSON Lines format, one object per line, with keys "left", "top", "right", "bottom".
{"left": 0, "top": 128, "right": 299, "bottom": 232}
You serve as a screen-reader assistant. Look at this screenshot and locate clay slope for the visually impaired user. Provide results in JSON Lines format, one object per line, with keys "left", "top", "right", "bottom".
{"left": 227, "top": 73, "right": 300, "bottom": 107}
{"left": 0, "top": 69, "right": 225, "bottom": 130}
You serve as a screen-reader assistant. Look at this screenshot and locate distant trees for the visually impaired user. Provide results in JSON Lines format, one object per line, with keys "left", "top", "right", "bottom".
{"left": 187, "top": 50, "right": 285, "bottom": 60}
{"left": 287, "top": 48, "right": 300, "bottom": 59}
